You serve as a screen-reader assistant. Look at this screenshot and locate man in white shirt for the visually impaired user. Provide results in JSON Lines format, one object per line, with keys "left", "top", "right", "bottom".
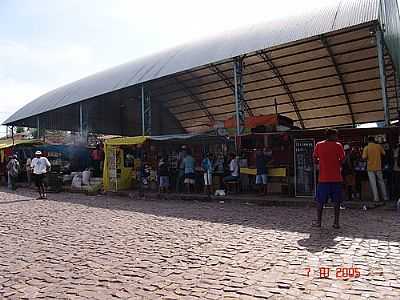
{"left": 224, "top": 153, "right": 240, "bottom": 182}
{"left": 31, "top": 151, "right": 51, "bottom": 199}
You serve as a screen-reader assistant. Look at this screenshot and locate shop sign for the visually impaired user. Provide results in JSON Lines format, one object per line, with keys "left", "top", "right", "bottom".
{"left": 294, "top": 139, "right": 316, "bottom": 197}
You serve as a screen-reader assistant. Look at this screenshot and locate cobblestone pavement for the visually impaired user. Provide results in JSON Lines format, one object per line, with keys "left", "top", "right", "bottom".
{"left": 0, "top": 188, "right": 399, "bottom": 299}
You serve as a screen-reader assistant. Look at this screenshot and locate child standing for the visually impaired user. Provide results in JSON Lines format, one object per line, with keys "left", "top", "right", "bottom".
{"left": 158, "top": 157, "right": 169, "bottom": 193}
{"left": 183, "top": 149, "right": 196, "bottom": 194}
{"left": 202, "top": 153, "right": 213, "bottom": 195}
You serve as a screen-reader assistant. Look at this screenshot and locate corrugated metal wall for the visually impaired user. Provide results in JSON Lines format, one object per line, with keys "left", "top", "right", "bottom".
{"left": 5, "top": 0, "right": 400, "bottom": 133}
{"left": 4, "top": 0, "right": 383, "bottom": 125}
{"left": 380, "top": 0, "right": 400, "bottom": 73}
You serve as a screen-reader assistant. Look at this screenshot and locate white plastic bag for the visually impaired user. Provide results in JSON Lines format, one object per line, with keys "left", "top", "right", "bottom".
{"left": 82, "top": 170, "right": 91, "bottom": 185}
{"left": 215, "top": 189, "right": 226, "bottom": 196}
{"left": 72, "top": 174, "right": 82, "bottom": 188}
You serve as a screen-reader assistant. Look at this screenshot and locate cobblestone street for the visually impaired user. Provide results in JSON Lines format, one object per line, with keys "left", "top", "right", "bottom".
{"left": 0, "top": 188, "right": 399, "bottom": 299}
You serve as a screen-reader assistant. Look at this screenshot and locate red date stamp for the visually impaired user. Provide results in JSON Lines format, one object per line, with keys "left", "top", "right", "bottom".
{"left": 305, "top": 267, "right": 360, "bottom": 279}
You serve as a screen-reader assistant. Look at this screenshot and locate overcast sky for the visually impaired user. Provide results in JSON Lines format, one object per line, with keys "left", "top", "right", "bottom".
{"left": 0, "top": 0, "right": 338, "bottom": 135}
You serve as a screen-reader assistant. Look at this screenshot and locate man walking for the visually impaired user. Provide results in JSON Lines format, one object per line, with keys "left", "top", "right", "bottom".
{"left": 31, "top": 151, "right": 51, "bottom": 199}
{"left": 7, "top": 154, "right": 20, "bottom": 190}
{"left": 313, "top": 129, "right": 345, "bottom": 229}
{"left": 362, "top": 136, "right": 388, "bottom": 202}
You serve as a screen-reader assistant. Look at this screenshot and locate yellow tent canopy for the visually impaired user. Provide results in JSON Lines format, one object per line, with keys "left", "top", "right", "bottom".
{"left": 103, "top": 136, "right": 149, "bottom": 191}
{"left": 0, "top": 139, "right": 42, "bottom": 150}
{"left": 105, "top": 136, "right": 148, "bottom": 146}
{"left": 0, "top": 139, "right": 43, "bottom": 164}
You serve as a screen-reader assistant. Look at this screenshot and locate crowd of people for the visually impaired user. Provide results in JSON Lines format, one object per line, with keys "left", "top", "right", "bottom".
{"left": 335, "top": 136, "right": 398, "bottom": 203}
{"left": 5, "top": 151, "right": 51, "bottom": 199}
{"left": 141, "top": 145, "right": 272, "bottom": 196}
{"left": 141, "top": 131, "right": 398, "bottom": 213}
{"left": 313, "top": 129, "right": 395, "bottom": 229}
{"left": 151, "top": 146, "right": 242, "bottom": 195}
{"left": 4, "top": 143, "right": 104, "bottom": 196}
{"left": 3, "top": 131, "right": 398, "bottom": 217}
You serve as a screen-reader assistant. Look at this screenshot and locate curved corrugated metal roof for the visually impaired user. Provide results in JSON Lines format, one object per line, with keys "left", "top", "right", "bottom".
{"left": 4, "top": 0, "right": 380, "bottom": 125}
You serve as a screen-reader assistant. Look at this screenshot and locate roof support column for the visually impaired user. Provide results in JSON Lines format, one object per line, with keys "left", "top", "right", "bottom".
{"left": 377, "top": 29, "right": 390, "bottom": 127}
{"left": 79, "top": 103, "right": 83, "bottom": 137}
{"left": 36, "top": 116, "right": 40, "bottom": 139}
{"left": 79, "top": 102, "right": 88, "bottom": 143}
{"left": 11, "top": 126, "right": 14, "bottom": 147}
{"left": 141, "top": 85, "right": 145, "bottom": 135}
{"left": 394, "top": 69, "right": 400, "bottom": 123}
{"left": 141, "top": 84, "right": 151, "bottom": 136}
{"left": 209, "top": 64, "right": 253, "bottom": 116}
{"left": 320, "top": 36, "right": 355, "bottom": 127}
{"left": 397, "top": 76, "right": 400, "bottom": 124}
{"left": 234, "top": 56, "right": 245, "bottom": 137}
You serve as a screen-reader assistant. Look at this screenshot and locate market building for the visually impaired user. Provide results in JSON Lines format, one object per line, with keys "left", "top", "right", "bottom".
{"left": 3, "top": 0, "right": 400, "bottom": 200}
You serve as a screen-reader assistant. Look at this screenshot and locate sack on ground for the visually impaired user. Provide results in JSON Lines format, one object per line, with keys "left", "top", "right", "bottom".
{"left": 72, "top": 174, "right": 82, "bottom": 188}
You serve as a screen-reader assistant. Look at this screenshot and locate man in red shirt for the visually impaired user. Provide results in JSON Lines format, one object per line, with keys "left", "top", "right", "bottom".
{"left": 313, "top": 128, "right": 345, "bottom": 229}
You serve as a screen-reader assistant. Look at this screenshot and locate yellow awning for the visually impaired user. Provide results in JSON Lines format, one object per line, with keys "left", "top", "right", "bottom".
{"left": 241, "top": 167, "right": 287, "bottom": 177}
{"left": 104, "top": 136, "right": 149, "bottom": 146}
{"left": 0, "top": 139, "right": 42, "bottom": 150}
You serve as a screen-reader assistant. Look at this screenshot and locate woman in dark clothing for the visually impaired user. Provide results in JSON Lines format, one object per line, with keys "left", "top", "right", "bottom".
{"left": 342, "top": 145, "right": 356, "bottom": 201}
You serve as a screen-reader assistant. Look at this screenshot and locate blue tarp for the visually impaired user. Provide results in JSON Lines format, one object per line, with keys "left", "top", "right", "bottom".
{"left": 36, "top": 145, "right": 91, "bottom": 171}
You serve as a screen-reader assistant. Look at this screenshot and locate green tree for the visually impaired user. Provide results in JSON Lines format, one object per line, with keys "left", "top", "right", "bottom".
{"left": 16, "top": 127, "right": 25, "bottom": 134}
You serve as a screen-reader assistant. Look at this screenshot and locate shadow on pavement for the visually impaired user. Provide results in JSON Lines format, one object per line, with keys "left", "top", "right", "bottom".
{"left": 297, "top": 229, "right": 340, "bottom": 253}
{"left": 1, "top": 187, "right": 399, "bottom": 248}
{"left": 0, "top": 198, "right": 33, "bottom": 205}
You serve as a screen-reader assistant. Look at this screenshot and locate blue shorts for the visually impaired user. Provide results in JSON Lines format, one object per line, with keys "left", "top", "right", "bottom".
{"left": 256, "top": 174, "right": 268, "bottom": 185}
{"left": 316, "top": 183, "right": 343, "bottom": 204}
{"left": 185, "top": 173, "right": 195, "bottom": 179}
{"left": 159, "top": 176, "right": 169, "bottom": 188}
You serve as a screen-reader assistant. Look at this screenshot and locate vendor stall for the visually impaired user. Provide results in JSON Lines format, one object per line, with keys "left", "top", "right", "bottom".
{"left": 238, "top": 132, "right": 292, "bottom": 195}
{"left": 291, "top": 127, "right": 399, "bottom": 201}
{"left": 101, "top": 126, "right": 399, "bottom": 201}
{"left": 239, "top": 127, "right": 399, "bottom": 200}
{"left": 36, "top": 144, "right": 91, "bottom": 173}
{"left": 103, "top": 134, "right": 231, "bottom": 192}
{"left": 35, "top": 144, "right": 92, "bottom": 192}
